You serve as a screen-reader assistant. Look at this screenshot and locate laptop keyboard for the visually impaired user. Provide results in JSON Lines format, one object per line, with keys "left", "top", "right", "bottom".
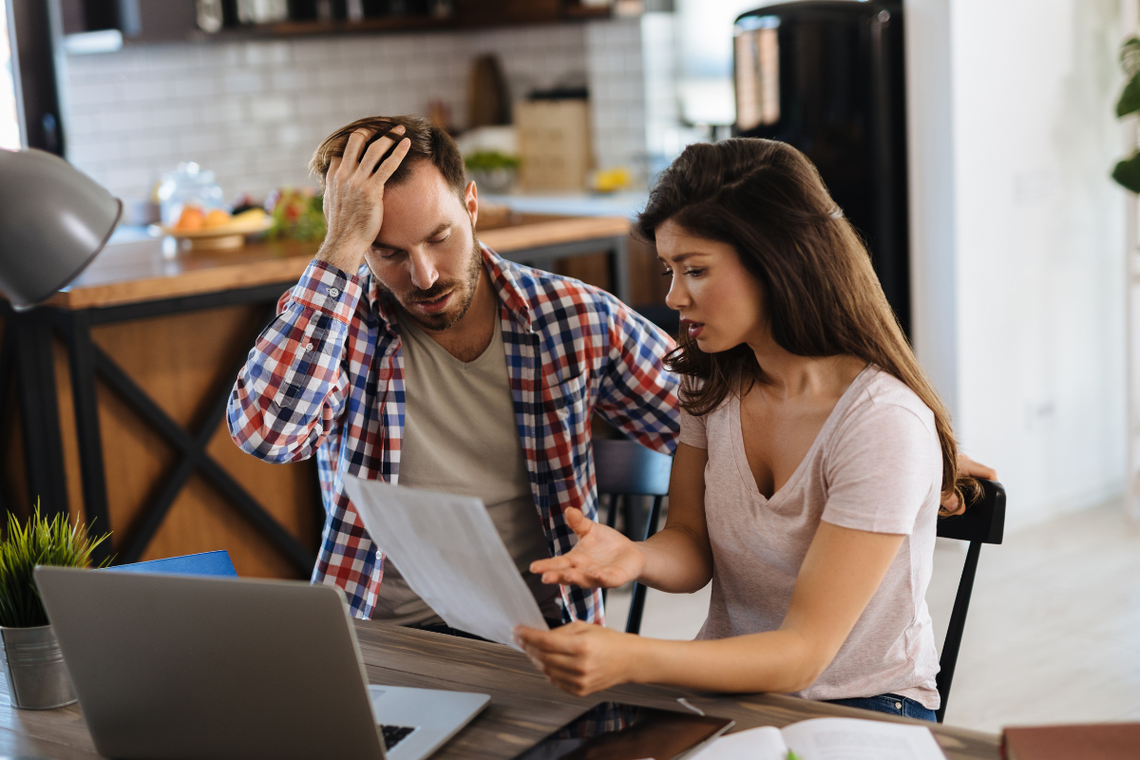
{"left": 380, "top": 724, "right": 417, "bottom": 750}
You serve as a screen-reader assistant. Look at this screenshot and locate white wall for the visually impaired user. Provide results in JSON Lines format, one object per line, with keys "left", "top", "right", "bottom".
{"left": 905, "top": 0, "right": 961, "bottom": 417}
{"left": 907, "top": 0, "right": 1127, "bottom": 530}
{"left": 585, "top": 18, "right": 649, "bottom": 178}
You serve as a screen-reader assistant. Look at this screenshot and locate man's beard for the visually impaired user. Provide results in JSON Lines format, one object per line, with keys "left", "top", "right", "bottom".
{"left": 387, "top": 238, "right": 484, "bottom": 332}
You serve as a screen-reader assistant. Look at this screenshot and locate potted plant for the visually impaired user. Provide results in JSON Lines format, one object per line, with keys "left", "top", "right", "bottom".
{"left": 0, "top": 505, "right": 110, "bottom": 709}
{"left": 465, "top": 151, "right": 522, "bottom": 194}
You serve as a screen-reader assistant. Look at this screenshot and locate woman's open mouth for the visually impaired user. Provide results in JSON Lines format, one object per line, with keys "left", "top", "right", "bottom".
{"left": 681, "top": 319, "right": 704, "bottom": 339}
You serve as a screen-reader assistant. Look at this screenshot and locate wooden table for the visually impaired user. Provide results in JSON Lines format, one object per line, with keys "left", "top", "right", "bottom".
{"left": 0, "top": 216, "right": 632, "bottom": 577}
{"left": 0, "top": 621, "right": 1000, "bottom": 759}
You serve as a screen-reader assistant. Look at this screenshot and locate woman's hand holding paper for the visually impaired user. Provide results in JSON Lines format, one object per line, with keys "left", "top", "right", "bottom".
{"left": 513, "top": 621, "right": 642, "bottom": 697}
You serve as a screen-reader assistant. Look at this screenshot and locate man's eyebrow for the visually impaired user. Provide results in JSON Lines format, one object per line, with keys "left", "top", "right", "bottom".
{"left": 374, "top": 222, "right": 452, "bottom": 251}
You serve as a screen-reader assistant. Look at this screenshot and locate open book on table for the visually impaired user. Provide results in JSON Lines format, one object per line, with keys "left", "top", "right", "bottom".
{"left": 688, "top": 717, "right": 947, "bottom": 760}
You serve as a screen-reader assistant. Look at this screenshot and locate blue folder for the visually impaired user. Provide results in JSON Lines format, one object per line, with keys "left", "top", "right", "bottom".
{"left": 103, "top": 550, "right": 237, "bottom": 578}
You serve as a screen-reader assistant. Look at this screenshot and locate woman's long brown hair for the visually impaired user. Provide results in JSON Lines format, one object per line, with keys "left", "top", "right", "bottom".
{"left": 637, "top": 138, "right": 978, "bottom": 512}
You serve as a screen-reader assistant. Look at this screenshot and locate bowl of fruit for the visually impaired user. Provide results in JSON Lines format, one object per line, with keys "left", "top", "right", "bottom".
{"left": 159, "top": 205, "right": 272, "bottom": 251}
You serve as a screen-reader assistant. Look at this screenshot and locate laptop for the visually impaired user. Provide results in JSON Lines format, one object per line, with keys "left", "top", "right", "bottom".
{"left": 34, "top": 566, "right": 490, "bottom": 760}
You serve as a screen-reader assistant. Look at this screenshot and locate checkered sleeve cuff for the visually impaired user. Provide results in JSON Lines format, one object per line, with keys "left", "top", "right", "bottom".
{"left": 289, "top": 260, "right": 364, "bottom": 326}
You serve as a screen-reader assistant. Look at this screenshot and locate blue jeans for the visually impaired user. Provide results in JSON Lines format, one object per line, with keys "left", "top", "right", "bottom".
{"left": 824, "top": 693, "right": 937, "bottom": 722}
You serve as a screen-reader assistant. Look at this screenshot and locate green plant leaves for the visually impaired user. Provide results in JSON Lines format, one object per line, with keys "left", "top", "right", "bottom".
{"left": 1122, "top": 37, "right": 1140, "bottom": 77}
{"left": 1114, "top": 154, "right": 1140, "bottom": 194}
{"left": 1114, "top": 37, "right": 1140, "bottom": 190}
{"left": 1118, "top": 72, "right": 1140, "bottom": 118}
{"left": 464, "top": 151, "right": 521, "bottom": 172}
{"left": 0, "top": 503, "right": 112, "bottom": 628}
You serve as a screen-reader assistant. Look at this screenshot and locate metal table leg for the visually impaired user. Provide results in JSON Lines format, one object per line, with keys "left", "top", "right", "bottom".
{"left": 58, "top": 310, "right": 112, "bottom": 564}
{"left": 11, "top": 311, "right": 69, "bottom": 518}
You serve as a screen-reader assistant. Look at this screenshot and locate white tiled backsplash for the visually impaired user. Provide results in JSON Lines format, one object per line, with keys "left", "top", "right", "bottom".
{"left": 63, "top": 18, "right": 648, "bottom": 203}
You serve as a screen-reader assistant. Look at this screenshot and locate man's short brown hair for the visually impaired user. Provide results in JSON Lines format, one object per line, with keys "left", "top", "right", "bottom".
{"left": 310, "top": 114, "right": 466, "bottom": 195}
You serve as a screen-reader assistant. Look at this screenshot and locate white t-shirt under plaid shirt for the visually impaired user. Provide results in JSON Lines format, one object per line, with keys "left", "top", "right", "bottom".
{"left": 227, "top": 245, "right": 680, "bottom": 623}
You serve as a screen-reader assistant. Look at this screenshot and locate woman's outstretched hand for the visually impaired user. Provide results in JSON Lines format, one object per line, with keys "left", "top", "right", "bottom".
{"left": 513, "top": 622, "right": 637, "bottom": 697}
{"left": 528, "top": 507, "right": 646, "bottom": 589}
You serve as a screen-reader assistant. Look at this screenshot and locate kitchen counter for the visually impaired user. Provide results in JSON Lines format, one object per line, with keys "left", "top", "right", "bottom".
{"left": 53, "top": 214, "right": 633, "bottom": 309}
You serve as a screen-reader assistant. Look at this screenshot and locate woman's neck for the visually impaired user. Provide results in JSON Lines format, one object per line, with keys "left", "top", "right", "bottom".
{"left": 746, "top": 336, "right": 866, "bottom": 403}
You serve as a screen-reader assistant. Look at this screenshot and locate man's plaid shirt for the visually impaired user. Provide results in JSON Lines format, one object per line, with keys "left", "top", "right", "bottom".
{"left": 227, "top": 246, "right": 680, "bottom": 623}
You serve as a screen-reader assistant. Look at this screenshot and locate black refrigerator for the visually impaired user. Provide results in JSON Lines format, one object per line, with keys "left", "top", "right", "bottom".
{"left": 733, "top": 0, "right": 910, "bottom": 335}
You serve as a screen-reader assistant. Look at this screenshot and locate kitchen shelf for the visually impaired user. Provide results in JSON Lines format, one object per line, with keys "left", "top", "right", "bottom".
{"left": 199, "top": 15, "right": 458, "bottom": 42}
{"left": 97, "top": 1, "right": 623, "bottom": 47}
{"left": 562, "top": 5, "right": 615, "bottom": 19}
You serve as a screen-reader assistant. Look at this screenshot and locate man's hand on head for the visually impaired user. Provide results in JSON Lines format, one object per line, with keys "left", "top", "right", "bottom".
{"left": 316, "top": 125, "right": 411, "bottom": 274}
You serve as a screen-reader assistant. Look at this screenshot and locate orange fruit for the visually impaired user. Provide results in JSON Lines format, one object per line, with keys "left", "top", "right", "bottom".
{"left": 175, "top": 205, "right": 205, "bottom": 231}
{"left": 204, "top": 209, "right": 232, "bottom": 228}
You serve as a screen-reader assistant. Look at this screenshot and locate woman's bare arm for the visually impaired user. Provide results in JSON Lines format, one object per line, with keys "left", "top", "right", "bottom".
{"left": 516, "top": 521, "right": 903, "bottom": 697}
{"left": 636, "top": 443, "right": 714, "bottom": 593}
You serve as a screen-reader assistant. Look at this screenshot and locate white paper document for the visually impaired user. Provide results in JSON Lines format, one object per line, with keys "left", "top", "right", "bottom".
{"left": 343, "top": 477, "right": 551, "bottom": 648}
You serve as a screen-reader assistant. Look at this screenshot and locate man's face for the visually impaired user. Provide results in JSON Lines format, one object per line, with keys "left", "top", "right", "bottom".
{"left": 363, "top": 162, "right": 481, "bottom": 332}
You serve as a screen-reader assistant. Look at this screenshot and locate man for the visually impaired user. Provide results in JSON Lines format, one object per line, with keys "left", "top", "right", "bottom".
{"left": 227, "top": 115, "right": 679, "bottom": 628}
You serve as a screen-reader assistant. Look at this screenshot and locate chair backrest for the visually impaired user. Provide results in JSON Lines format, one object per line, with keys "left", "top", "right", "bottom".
{"left": 103, "top": 550, "right": 238, "bottom": 577}
{"left": 593, "top": 438, "right": 673, "bottom": 635}
{"left": 933, "top": 479, "right": 1005, "bottom": 723}
{"left": 594, "top": 438, "right": 674, "bottom": 498}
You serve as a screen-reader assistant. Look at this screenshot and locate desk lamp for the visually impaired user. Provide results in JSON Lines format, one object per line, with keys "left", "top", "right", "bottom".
{"left": 0, "top": 148, "right": 121, "bottom": 310}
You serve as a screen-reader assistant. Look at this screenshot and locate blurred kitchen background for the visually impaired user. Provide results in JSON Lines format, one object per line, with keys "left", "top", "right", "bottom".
{"left": 24, "top": 0, "right": 710, "bottom": 204}
{"left": 3, "top": 0, "right": 1139, "bottom": 734}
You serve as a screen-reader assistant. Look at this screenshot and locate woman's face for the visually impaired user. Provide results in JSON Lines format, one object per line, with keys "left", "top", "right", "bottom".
{"left": 657, "top": 219, "right": 769, "bottom": 353}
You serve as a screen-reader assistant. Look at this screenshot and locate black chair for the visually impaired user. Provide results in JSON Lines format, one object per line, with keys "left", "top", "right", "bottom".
{"left": 933, "top": 478, "right": 1006, "bottom": 723}
{"left": 593, "top": 438, "right": 673, "bottom": 634}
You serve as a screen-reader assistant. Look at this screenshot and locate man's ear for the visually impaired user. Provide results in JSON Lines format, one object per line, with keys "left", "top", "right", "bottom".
{"left": 464, "top": 180, "right": 478, "bottom": 229}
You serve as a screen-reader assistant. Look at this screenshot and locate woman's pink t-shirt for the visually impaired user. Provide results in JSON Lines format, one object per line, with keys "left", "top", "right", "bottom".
{"left": 681, "top": 366, "right": 942, "bottom": 709}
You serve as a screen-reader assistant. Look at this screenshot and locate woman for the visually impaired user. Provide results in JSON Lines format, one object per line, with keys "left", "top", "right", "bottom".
{"left": 514, "top": 138, "right": 994, "bottom": 721}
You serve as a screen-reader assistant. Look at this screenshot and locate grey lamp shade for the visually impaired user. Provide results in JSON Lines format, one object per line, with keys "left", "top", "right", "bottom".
{"left": 0, "top": 148, "right": 121, "bottom": 310}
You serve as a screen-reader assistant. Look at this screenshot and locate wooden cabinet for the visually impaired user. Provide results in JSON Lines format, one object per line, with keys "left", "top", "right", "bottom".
{"left": 454, "top": 0, "right": 562, "bottom": 26}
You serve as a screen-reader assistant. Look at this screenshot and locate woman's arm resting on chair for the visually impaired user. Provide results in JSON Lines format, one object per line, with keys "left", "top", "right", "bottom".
{"left": 941, "top": 453, "right": 999, "bottom": 514}
{"left": 515, "top": 521, "right": 904, "bottom": 697}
